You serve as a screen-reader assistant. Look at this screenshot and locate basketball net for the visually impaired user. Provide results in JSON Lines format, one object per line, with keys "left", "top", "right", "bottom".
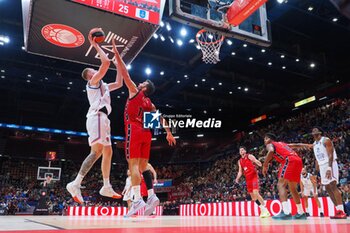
{"left": 196, "top": 29, "right": 224, "bottom": 64}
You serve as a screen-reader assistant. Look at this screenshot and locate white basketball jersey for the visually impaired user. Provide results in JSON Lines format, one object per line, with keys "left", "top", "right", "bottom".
{"left": 313, "top": 136, "right": 337, "bottom": 166}
{"left": 300, "top": 173, "right": 313, "bottom": 190}
{"left": 86, "top": 81, "right": 111, "bottom": 117}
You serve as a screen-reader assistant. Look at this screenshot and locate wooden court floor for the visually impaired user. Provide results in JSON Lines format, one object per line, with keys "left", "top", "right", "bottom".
{"left": 0, "top": 215, "right": 349, "bottom": 233}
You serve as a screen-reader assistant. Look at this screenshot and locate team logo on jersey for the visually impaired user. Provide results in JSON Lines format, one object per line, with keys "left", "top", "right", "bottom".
{"left": 144, "top": 110, "right": 161, "bottom": 129}
{"left": 135, "top": 8, "right": 149, "bottom": 20}
{"left": 41, "top": 24, "right": 85, "bottom": 48}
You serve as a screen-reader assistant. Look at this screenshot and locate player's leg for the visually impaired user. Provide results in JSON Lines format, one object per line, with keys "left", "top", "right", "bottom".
{"left": 66, "top": 143, "right": 103, "bottom": 204}
{"left": 251, "top": 190, "right": 270, "bottom": 218}
{"left": 141, "top": 139, "right": 160, "bottom": 216}
{"left": 127, "top": 200, "right": 132, "bottom": 210}
{"left": 273, "top": 177, "right": 292, "bottom": 219}
{"left": 314, "top": 195, "right": 324, "bottom": 217}
{"left": 302, "top": 192, "right": 309, "bottom": 216}
{"left": 99, "top": 145, "right": 121, "bottom": 198}
{"left": 328, "top": 181, "right": 346, "bottom": 218}
{"left": 288, "top": 181, "right": 306, "bottom": 219}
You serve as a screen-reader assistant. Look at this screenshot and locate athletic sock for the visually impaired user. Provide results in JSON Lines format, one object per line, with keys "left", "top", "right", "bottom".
{"left": 73, "top": 174, "right": 84, "bottom": 186}
{"left": 132, "top": 185, "right": 141, "bottom": 202}
{"left": 282, "top": 201, "right": 290, "bottom": 215}
{"left": 336, "top": 205, "right": 344, "bottom": 212}
{"left": 296, "top": 204, "right": 304, "bottom": 214}
{"left": 147, "top": 189, "right": 154, "bottom": 197}
{"left": 103, "top": 178, "right": 110, "bottom": 187}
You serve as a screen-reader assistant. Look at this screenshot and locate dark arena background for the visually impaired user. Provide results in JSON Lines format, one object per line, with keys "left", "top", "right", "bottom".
{"left": 0, "top": 0, "right": 350, "bottom": 232}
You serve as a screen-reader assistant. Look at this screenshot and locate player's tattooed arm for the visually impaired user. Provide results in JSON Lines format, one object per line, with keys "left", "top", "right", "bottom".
{"left": 78, "top": 152, "right": 100, "bottom": 177}
{"left": 287, "top": 143, "right": 313, "bottom": 150}
{"left": 262, "top": 144, "right": 274, "bottom": 177}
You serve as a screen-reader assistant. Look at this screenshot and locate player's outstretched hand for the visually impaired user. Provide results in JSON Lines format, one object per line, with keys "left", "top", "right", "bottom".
{"left": 166, "top": 132, "right": 176, "bottom": 146}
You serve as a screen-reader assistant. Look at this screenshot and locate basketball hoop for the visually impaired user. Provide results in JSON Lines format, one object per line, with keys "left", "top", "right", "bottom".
{"left": 196, "top": 29, "right": 225, "bottom": 64}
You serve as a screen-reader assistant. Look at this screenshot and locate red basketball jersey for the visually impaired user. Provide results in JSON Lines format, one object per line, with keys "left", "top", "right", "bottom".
{"left": 124, "top": 91, "right": 153, "bottom": 127}
{"left": 239, "top": 154, "right": 257, "bottom": 179}
{"left": 271, "top": 141, "right": 299, "bottom": 163}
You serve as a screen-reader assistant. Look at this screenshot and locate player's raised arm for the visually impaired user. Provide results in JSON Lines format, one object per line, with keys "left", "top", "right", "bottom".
{"left": 248, "top": 154, "right": 262, "bottom": 167}
{"left": 235, "top": 161, "right": 242, "bottom": 183}
{"left": 89, "top": 30, "right": 111, "bottom": 86}
{"left": 108, "top": 39, "right": 124, "bottom": 92}
{"left": 262, "top": 144, "right": 274, "bottom": 177}
{"left": 151, "top": 104, "right": 176, "bottom": 146}
{"left": 112, "top": 39, "right": 138, "bottom": 97}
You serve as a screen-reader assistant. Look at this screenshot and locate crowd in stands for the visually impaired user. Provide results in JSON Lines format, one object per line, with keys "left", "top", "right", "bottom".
{"left": 0, "top": 98, "right": 349, "bottom": 215}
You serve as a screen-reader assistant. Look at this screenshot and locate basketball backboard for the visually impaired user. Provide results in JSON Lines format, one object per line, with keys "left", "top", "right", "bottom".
{"left": 169, "top": 0, "right": 271, "bottom": 47}
{"left": 37, "top": 167, "right": 61, "bottom": 181}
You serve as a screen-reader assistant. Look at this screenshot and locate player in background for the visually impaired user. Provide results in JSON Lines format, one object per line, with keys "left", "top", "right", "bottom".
{"left": 262, "top": 133, "right": 306, "bottom": 220}
{"left": 299, "top": 167, "right": 324, "bottom": 217}
{"left": 66, "top": 29, "right": 123, "bottom": 203}
{"left": 288, "top": 127, "right": 346, "bottom": 219}
{"left": 235, "top": 146, "right": 270, "bottom": 218}
{"left": 113, "top": 41, "right": 176, "bottom": 217}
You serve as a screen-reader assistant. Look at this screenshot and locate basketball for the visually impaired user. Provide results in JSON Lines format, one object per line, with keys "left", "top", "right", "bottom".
{"left": 89, "top": 28, "right": 105, "bottom": 43}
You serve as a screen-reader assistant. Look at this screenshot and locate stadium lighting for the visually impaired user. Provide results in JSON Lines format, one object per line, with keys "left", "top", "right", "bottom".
{"left": 277, "top": 0, "right": 285, "bottom": 3}
{"left": 243, "top": 44, "right": 247, "bottom": 47}
{"left": 127, "top": 64, "right": 132, "bottom": 70}
{"left": 229, "top": 91, "right": 232, "bottom": 94}
{"left": 261, "top": 49, "right": 266, "bottom": 53}
{"left": 180, "top": 28, "right": 187, "bottom": 37}
{"left": 160, "top": 21, "right": 165, "bottom": 27}
{"left": 226, "top": 40, "right": 233, "bottom": 45}
{"left": 176, "top": 39, "right": 183, "bottom": 46}
{"left": 169, "top": 36, "right": 174, "bottom": 43}
{"left": 218, "top": 82, "right": 222, "bottom": 86}
{"left": 153, "top": 33, "right": 158, "bottom": 39}
{"left": 280, "top": 54, "right": 285, "bottom": 58}
{"left": 145, "top": 67, "right": 152, "bottom": 75}
{"left": 0, "top": 35, "right": 10, "bottom": 44}
{"left": 197, "top": 134, "right": 204, "bottom": 137}
{"left": 177, "top": 80, "right": 181, "bottom": 83}
{"left": 194, "top": 84, "right": 198, "bottom": 87}
{"left": 310, "top": 63, "right": 316, "bottom": 68}
{"left": 196, "top": 45, "right": 201, "bottom": 50}
{"left": 160, "top": 71, "right": 164, "bottom": 76}
{"left": 166, "top": 22, "right": 172, "bottom": 31}
{"left": 184, "top": 74, "right": 188, "bottom": 78}
{"left": 238, "top": 86, "right": 242, "bottom": 90}
{"left": 1, "top": 76, "right": 5, "bottom": 79}
{"left": 332, "top": 18, "right": 338, "bottom": 22}
{"left": 69, "top": 81, "right": 73, "bottom": 85}
{"left": 249, "top": 57, "right": 253, "bottom": 61}
{"left": 296, "top": 58, "right": 300, "bottom": 62}
{"left": 308, "top": 6, "right": 313, "bottom": 11}
{"left": 189, "top": 39, "right": 195, "bottom": 43}
{"left": 160, "top": 34, "right": 165, "bottom": 41}
{"left": 0, "top": 70, "right": 4, "bottom": 73}
{"left": 282, "top": 66, "right": 286, "bottom": 69}
{"left": 268, "top": 62, "right": 272, "bottom": 66}
{"left": 174, "top": 136, "right": 180, "bottom": 139}
{"left": 244, "top": 87, "right": 249, "bottom": 92}
{"left": 27, "top": 74, "right": 31, "bottom": 77}
{"left": 211, "top": 87, "right": 214, "bottom": 91}
{"left": 231, "top": 52, "right": 236, "bottom": 55}
{"left": 202, "top": 78, "right": 206, "bottom": 82}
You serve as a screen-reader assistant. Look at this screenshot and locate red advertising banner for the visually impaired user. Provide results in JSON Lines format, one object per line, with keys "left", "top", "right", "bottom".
{"left": 227, "top": 0, "right": 267, "bottom": 26}
{"left": 72, "top": 0, "right": 161, "bottom": 25}
{"left": 67, "top": 206, "right": 163, "bottom": 216}
{"left": 180, "top": 197, "right": 335, "bottom": 217}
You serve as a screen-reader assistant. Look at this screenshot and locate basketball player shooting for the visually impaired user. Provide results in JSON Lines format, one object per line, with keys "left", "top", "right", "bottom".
{"left": 235, "top": 146, "right": 270, "bottom": 218}
{"left": 113, "top": 43, "right": 176, "bottom": 216}
{"left": 262, "top": 133, "right": 306, "bottom": 220}
{"left": 66, "top": 28, "right": 123, "bottom": 204}
{"left": 288, "top": 127, "right": 347, "bottom": 219}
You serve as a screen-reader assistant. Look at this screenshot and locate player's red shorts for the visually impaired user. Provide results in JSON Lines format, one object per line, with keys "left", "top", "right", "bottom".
{"left": 125, "top": 123, "right": 152, "bottom": 160}
{"left": 278, "top": 156, "right": 303, "bottom": 183}
{"left": 246, "top": 175, "right": 259, "bottom": 193}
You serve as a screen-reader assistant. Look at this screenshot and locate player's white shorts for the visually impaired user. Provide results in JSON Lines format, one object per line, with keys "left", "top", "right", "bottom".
{"left": 319, "top": 160, "right": 339, "bottom": 185}
{"left": 303, "top": 188, "right": 316, "bottom": 197}
{"left": 86, "top": 112, "right": 111, "bottom": 146}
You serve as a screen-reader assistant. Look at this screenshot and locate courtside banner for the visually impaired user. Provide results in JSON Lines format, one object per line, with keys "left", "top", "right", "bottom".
{"left": 180, "top": 197, "right": 336, "bottom": 217}
{"left": 67, "top": 206, "right": 163, "bottom": 216}
{"left": 22, "top": 0, "right": 161, "bottom": 66}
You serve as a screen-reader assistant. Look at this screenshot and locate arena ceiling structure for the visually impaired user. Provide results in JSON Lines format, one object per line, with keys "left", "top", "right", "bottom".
{"left": 0, "top": 0, "right": 349, "bottom": 138}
